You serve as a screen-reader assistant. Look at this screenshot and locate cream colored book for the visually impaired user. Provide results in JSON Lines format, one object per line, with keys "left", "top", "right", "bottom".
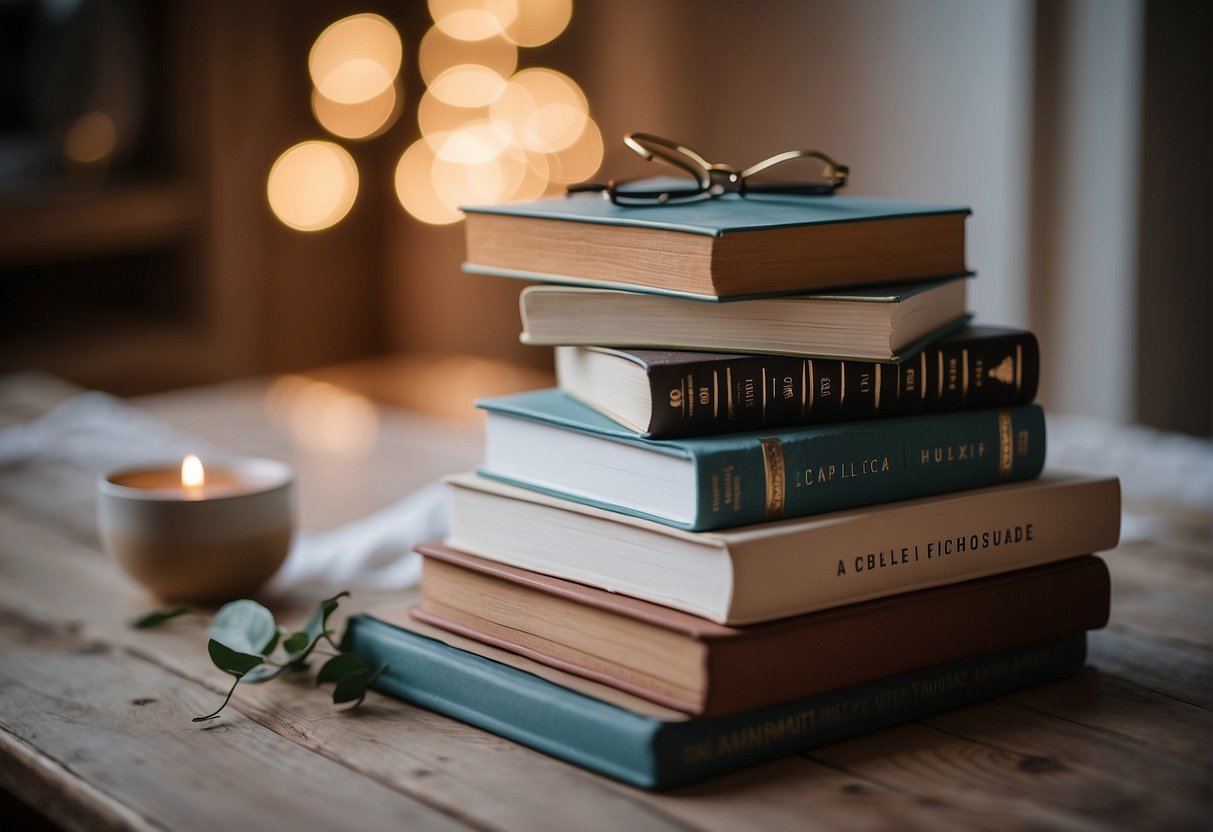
{"left": 518, "top": 277, "right": 968, "bottom": 361}
{"left": 445, "top": 471, "right": 1121, "bottom": 625}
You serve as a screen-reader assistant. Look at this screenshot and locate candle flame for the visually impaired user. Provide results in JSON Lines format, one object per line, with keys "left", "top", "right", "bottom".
{"left": 181, "top": 454, "right": 205, "bottom": 490}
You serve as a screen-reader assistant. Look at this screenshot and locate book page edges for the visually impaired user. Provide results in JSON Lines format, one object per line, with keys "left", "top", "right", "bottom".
{"left": 365, "top": 606, "right": 691, "bottom": 721}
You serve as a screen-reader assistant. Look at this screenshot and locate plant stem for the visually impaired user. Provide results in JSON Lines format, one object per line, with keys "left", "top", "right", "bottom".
{"left": 192, "top": 676, "right": 241, "bottom": 722}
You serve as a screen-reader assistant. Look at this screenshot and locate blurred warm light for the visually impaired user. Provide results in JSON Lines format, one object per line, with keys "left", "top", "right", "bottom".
{"left": 491, "top": 68, "right": 587, "bottom": 152}
{"left": 429, "top": 64, "right": 508, "bottom": 108}
{"left": 401, "top": 354, "right": 549, "bottom": 423}
{"left": 312, "top": 79, "right": 402, "bottom": 141}
{"left": 267, "top": 141, "right": 359, "bottom": 232}
{"left": 435, "top": 120, "right": 513, "bottom": 163}
{"left": 264, "top": 375, "right": 379, "bottom": 458}
{"left": 395, "top": 139, "right": 463, "bottom": 225}
{"left": 510, "top": 149, "right": 553, "bottom": 201}
{"left": 432, "top": 153, "right": 512, "bottom": 210}
{"left": 504, "top": 0, "right": 572, "bottom": 47}
{"left": 418, "top": 89, "right": 488, "bottom": 146}
{"left": 401, "top": 4, "right": 588, "bottom": 221}
{"left": 64, "top": 111, "right": 117, "bottom": 164}
{"left": 433, "top": 137, "right": 546, "bottom": 209}
{"left": 419, "top": 29, "right": 516, "bottom": 86}
{"left": 524, "top": 101, "right": 586, "bottom": 152}
{"left": 430, "top": 0, "right": 518, "bottom": 41}
{"left": 309, "top": 14, "right": 402, "bottom": 104}
{"left": 546, "top": 115, "right": 603, "bottom": 184}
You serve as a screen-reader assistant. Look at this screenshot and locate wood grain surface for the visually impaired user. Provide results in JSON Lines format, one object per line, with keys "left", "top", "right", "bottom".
{"left": 0, "top": 372, "right": 1208, "bottom": 831}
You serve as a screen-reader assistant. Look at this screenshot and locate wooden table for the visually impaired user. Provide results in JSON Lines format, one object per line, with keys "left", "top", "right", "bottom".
{"left": 0, "top": 372, "right": 1209, "bottom": 831}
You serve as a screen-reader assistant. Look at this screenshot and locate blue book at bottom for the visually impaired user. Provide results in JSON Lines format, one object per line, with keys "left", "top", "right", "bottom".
{"left": 343, "top": 612, "right": 1087, "bottom": 790}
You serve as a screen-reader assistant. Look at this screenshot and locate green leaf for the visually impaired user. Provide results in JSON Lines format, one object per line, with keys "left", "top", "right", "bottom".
{"left": 317, "top": 653, "right": 364, "bottom": 686}
{"left": 242, "top": 663, "right": 290, "bottom": 684}
{"left": 332, "top": 663, "right": 386, "bottom": 707}
{"left": 261, "top": 629, "right": 281, "bottom": 656}
{"left": 207, "top": 639, "right": 264, "bottom": 677}
{"left": 303, "top": 591, "right": 350, "bottom": 644}
{"left": 209, "top": 600, "right": 277, "bottom": 656}
{"left": 282, "top": 592, "right": 351, "bottom": 665}
{"left": 331, "top": 671, "right": 368, "bottom": 705}
{"left": 131, "top": 606, "right": 191, "bottom": 628}
{"left": 283, "top": 632, "right": 310, "bottom": 657}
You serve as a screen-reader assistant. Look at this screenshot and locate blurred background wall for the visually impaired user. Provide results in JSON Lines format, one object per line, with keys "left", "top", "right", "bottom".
{"left": 0, "top": 0, "right": 1208, "bottom": 436}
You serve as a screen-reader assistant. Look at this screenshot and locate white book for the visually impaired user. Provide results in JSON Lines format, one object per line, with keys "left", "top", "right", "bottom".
{"left": 445, "top": 471, "right": 1121, "bottom": 625}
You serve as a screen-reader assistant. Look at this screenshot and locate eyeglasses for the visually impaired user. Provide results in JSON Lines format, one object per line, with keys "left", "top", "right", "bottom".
{"left": 567, "top": 132, "right": 849, "bottom": 206}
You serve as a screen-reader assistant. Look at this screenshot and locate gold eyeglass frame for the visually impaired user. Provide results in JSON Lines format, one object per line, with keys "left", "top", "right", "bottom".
{"left": 568, "top": 132, "right": 850, "bottom": 206}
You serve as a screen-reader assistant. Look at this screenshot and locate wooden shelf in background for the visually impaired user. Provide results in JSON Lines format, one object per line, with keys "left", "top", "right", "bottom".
{"left": 0, "top": 181, "right": 200, "bottom": 267}
{"left": 0, "top": 323, "right": 220, "bottom": 396}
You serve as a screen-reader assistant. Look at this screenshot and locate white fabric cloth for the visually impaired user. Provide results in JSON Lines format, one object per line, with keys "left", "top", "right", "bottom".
{"left": 2, "top": 390, "right": 1208, "bottom": 599}
{"left": 0, "top": 390, "right": 449, "bottom": 599}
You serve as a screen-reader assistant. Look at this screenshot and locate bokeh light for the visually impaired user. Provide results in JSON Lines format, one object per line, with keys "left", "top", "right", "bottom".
{"left": 435, "top": 120, "right": 513, "bottom": 163}
{"left": 293, "top": 5, "right": 596, "bottom": 225}
{"left": 419, "top": 29, "right": 517, "bottom": 86}
{"left": 309, "top": 14, "right": 403, "bottom": 104}
{"left": 491, "top": 67, "right": 587, "bottom": 152}
{"left": 64, "top": 111, "right": 117, "bottom": 164}
{"left": 429, "top": 64, "right": 508, "bottom": 108}
{"left": 432, "top": 152, "right": 512, "bottom": 209}
{"left": 504, "top": 0, "right": 572, "bottom": 47}
{"left": 430, "top": 0, "right": 519, "bottom": 41}
{"left": 264, "top": 375, "right": 379, "bottom": 458}
{"left": 395, "top": 139, "right": 463, "bottom": 225}
{"left": 312, "top": 79, "right": 402, "bottom": 141}
{"left": 545, "top": 116, "right": 603, "bottom": 184}
{"left": 418, "top": 89, "right": 485, "bottom": 146}
{"left": 267, "top": 141, "right": 359, "bottom": 232}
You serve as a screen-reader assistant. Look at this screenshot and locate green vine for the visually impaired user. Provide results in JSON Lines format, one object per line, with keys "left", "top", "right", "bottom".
{"left": 133, "top": 592, "right": 384, "bottom": 722}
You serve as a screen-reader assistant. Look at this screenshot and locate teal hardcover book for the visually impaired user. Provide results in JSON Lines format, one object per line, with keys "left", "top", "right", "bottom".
{"left": 462, "top": 189, "right": 971, "bottom": 299}
{"left": 344, "top": 613, "right": 1087, "bottom": 791}
{"left": 464, "top": 192, "right": 970, "bottom": 237}
{"left": 478, "top": 389, "right": 1046, "bottom": 531}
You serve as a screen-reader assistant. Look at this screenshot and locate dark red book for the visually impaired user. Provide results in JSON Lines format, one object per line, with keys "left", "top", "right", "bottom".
{"left": 413, "top": 543, "right": 1109, "bottom": 718}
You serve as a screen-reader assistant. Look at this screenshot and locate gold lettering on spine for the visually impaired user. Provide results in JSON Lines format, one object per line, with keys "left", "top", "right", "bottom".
{"left": 801, "top": 360, "right": 807, "bottom": 419}
{"left": 726, "top": 367, "right": 733, "bottom": 418}
{"left": 713, "top": 370, "right": 719, "bottom": 419}
{"left": 807, "top": 360, "right": 815, "bottom": 417}
{"left": 1015, "top": 345, "right": 1022, "bottom": 393}
{"left": 921, "top": 352, "right": 928, "bottom": 399}
{"left": 761, "top": 368, "right": 767, "bottom": 421}
{"left": 997, "top": 412, "right": 1013, "bottom": 480}
{"left": 874, "top": 363, "right": 882, "bottom": 410}
{"left": 962, "top": 349, "right": 969, "bottom": 400}
{"left": 759, "top": 438, "right": 786, "bottom": 520}
{"left": 840, "top": 362, "right": 846, "bottom": 405}
{"left": 937, "top": 351, "right": 944, "bottom": 398}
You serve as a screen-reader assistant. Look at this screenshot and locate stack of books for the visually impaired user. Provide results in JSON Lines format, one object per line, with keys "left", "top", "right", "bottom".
{"left": 345, "top": 191, "right": 1121, "bottom": 790}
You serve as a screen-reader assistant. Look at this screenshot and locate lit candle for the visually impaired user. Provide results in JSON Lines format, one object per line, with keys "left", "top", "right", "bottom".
{"left": 97, "top": 455, "right": 295, "bottom": 603}
{"left": 182, "top": 453, "right": 204, "bottom": 499}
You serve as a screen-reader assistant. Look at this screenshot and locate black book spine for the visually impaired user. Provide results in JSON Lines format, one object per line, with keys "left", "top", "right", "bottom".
{"left": 644, "top": 331, "right": 1040, "bottom": 438}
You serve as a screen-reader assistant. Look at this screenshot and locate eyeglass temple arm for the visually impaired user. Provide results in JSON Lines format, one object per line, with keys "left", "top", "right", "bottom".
{"left": 623, "top": 133, "right": 713, "bottom": 187}
{"left": 740, "top": 149, "right": 850, "bottom": 184}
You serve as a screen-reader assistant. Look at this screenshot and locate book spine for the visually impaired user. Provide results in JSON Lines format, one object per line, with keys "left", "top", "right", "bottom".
{"left": 651, "top": 634, "right": 1087, "bottom": 789}
{"left": 344, "top": 615, "right": 1087, "bottom": 791}
{"left": 691, "top": 404, "right": 1045, "bottom": 530}
{"left": 643, "top": 331, "right": 1039, "bottom": 437}
{"left": 343, "top": 615, "right": 666, "bottom": 788}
